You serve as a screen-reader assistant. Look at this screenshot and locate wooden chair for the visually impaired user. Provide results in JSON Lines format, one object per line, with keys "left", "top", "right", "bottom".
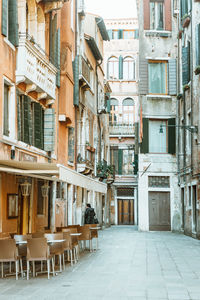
{"left": 44, "top": 233, "right": 64, "bottom": 272}
{"left": 78, "top": 226, "right": 93, "bottom": 252}
{"left": 62, "top": 230, "right": 74, "bottom": 266}
{"left": 26, "top": 238, "right": 54, "bottom": 280}
{"left": 0, "top": 239, "right": 23, "bottom": 280}
{"left": 84, "top": 224, "right": 99, "bottom": 250}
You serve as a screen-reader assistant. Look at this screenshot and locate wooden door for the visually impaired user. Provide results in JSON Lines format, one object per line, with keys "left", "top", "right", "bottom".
{"left": 149, "top": 192, "right": 171, "bottom": 231}
{"left": 118, "top": 200, "right": 134, "bottom": 225}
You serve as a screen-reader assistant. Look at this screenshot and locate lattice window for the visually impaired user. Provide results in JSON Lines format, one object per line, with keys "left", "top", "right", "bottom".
{"left": 148, "top": 176, "right": 170, "bottom": 188}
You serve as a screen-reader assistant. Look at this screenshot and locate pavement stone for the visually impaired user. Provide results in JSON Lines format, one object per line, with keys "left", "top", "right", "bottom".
{"left": 0, "top": 226, "right": 200, "bottom": 299}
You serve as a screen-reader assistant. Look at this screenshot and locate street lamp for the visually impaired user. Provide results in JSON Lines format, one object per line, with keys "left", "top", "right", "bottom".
{"left": 20, "top": 179, "right": 31, "bottom": 197}
{"left": 159, "top": 124, "right": 198, "bottom": 134}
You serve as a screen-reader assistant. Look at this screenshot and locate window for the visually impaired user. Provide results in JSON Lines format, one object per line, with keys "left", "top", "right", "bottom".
{"left": 3, "top": 81, "right": 15, "bottom": 139}
{"left": 195, "top": 24, "right": 200, "bottom": 67}
{"left": 150, "top": 1, "right": 164, "bottom": 30}
{"left": 149, "top": 120, "right": 167, "bottom": 153}
{"left": 182, "top": 43, "right": 190, "bottom": 85}
{"left": 123, "top": 30, "right": 134, "bottom": 39}
{"left": 17, "top": 95, "right": 44, "bottom": 149}
{"left": 112, "top": 30, "right": 118, "bottom": 39}
{"left": 107, "top": 57, "right": 118, "bottom": 80}
{"left": 68, "top": 127, "right": 75, "bottom": 164}
{"left": 110, "top": 148, "right": 134, "bottom": 175}
{"left": 109, "top": 98, "right": 119, "bottom": 124}
{"left": 1, "top": 0, "right": 18, "bottom": 46}
{"left": 3, "top": 84, "right": 9, "bottom": 136}
{"left": 148, "top": 61, "right": 167, "bottom": 94}
{"left": 123, "top": 57, "right": 135, "bottom": 80}
{"left": 148, "top": 176, "right": 170, "bottom": 187}
{"left": 181, "top": 0, "right": 190, "bottom": 19}
{"left": 122, "top": 98, "right": 134, "bottom": 124}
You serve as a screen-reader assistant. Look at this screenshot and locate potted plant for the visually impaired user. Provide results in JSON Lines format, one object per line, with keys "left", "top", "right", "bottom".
{"left": 194, "top": 65, "right": 200, "bottom": 75}
{"left": 182, "top": 14, "right": 190, "bottom": 28}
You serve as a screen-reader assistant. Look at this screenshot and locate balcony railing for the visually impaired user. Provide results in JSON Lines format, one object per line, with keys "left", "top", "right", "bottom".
{"left": 79, "top": 55, "right": 90, "bottom": 87}
{"left": 16, "top": 33, "right": 57, "bottom": 100}
{"left": 109, "top": 122, "right": 135, "bottom": 136}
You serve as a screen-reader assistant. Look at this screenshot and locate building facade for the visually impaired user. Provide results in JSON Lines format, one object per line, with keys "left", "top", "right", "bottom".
{"left": 177, "top": 0, "right": 200, "bottom": 238}
{"left": 137, "top": 0, "right": 181, "bottom": 231}
{"left": 104, "top": 18, "right": 139, "bottom": 225}
{"left": 0, "top": 0, "right": 108, "bottom": 236}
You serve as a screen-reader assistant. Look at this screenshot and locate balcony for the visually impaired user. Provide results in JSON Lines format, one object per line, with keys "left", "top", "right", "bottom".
{"left": 109, "top": 122, "right": 135, "bottom": 137}
{"left": 79, "top": 55, "right": 90, "bottom": 89}
{"left": 16, "top": 33, "right": 57, "bottom": 100}
{"left": 77, "top": 145, "right": 95, "bottom": 175}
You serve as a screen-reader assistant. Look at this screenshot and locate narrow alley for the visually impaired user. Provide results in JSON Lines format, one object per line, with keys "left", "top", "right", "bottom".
{"left": 1, "top": 227, "right": 200, "bottom": 300}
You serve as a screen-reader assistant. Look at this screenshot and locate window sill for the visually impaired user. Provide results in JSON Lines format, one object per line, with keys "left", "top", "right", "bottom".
{"left": 147, "top": 95, "right": 172, "bottom": 100}
{"left": 17, "top": 141, "right": 47, "bottom": 156}
{"left": 3, "top": 38, "right": 16, "bottom": 51}
{"left": 2, "top": 135, "right": 17, "bottom": 145}
{"left": 68, "top": 161, "right": 74, "bottom": 167}
{"left": 144, "top": 30, "right": 172, "bottom": 38}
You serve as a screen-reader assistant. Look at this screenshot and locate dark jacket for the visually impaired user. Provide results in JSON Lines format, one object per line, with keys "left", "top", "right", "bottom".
{"left": 85, "top": 207, "right": 95, "bottom": 224}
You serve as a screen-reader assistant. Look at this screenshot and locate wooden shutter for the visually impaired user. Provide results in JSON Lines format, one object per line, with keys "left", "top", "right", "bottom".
{"left": 134, "top": 29, "right": 139, "bottom": 39}
{"left": 118, "top": 29, "right": 123, "bottom": 39}
{"left": 44, "top": 108, "right": 55, "bottom": 152}
{"left": 3, "top": 84, "right": 9, "bottom": 136}
{"left": 107, "top": 99, "right": 110, "bottom": 113}
{"left": 8, "top": 0, "right": 18, "bottom": 46}
{"left": 17, "top": 92, "right": 21, "bottom": 141}
{"left": 2, "top": 0, "right": 8, "bottom": 37}
{"left": 143, "top": 0, "right": 150, "bottom": 30}
{"left": 50, "top": 13, "right": 57, "bottom": 66}
{"left": 164, "top": 0, "right": 172, "bottom": 31}
{"left": 139, "top": 58, "right": 148, "bottom": 95}
{"left": 140, "top": 118, "right": 149, "bottom": 153}
{"left": 23, "top": 96, "right": 30, "bottom": 144}
{"left": 119, "top": 55, "right": 123, "bottom": 79}
{"left": 196, "top": 24, "right": 200, "bottom": 66}
{"left": 134, "top": 153, "right": 138, "bottom": 175}
{"left": 182, "top": 46, "right": 189, "bottom": 85}
{"left": 56, "top": 28, "right": 60, "bottom": 87}
{"left": 118, "top": 149, "right": 123, "bottom": 175}
{"left": 34, "top": 102, "right": 43, "bottom": 149}
{"left": 27, "top": 98, "right": 33, "bottom": 145}
{"left": 168, "top": 59, "right": 177, "bottom": 95}
{"left": 107, "top": 30, "right": 112, "bottom": 40}
{"left": 168, "top": 118, "right": 176, "bottom": 154}
{"left": 72, "top": 55, "right": 79, "bottom": 106}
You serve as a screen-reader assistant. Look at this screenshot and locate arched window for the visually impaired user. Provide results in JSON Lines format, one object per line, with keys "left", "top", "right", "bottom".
{"left": 122, "top": 98, "right": 135, "bottom": 124}
{"left": 107, "top": 57, "right": 118, "bottom": 80}
{"left": 123, "top": 56, "right": 135, "bottom": 80}
{"left": 109, "top": 98, "right": 119, "bottom": 124}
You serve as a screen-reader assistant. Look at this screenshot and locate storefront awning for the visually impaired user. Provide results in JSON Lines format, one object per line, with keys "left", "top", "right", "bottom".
{"left": 0, "top": 160, "right": 107, "bottom": 194}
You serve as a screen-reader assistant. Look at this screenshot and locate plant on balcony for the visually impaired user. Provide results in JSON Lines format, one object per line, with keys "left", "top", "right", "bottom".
{"left": 194, "top": 65, "right": 200, "bottom": 75}
{"left": 85, "top": 141, "right": 95, "bottom": 152}
{"left": 183, "top": 83, "right": 190, "bottom": 91}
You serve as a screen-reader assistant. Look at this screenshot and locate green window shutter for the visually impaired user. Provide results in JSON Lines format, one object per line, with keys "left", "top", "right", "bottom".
{"left": 196, "top": 24, "right": 200, "bottom": 66}
{"left": 119, "top": 55, "right": 123, "bottom": 79}
{"left": 118, "top": 29, "right": 123, "bottom": 39}
{"left": 8, "top": 0, "right": 18, "bottom": 46}
{"left": 139, "top": 59, "right": 148, "bottom": 95}
{"left": 3, "top": 84, "right": 9, "bottom": 136}
{"left": 107, "top": 30, "right": 112, "bottom": 40}
{"left": 72, "top": 55, "right": 79, "bottom": 106}
{"left": 134, "top": 153, "right": 138, "bottom": 175}
{"left": 2, "top": 0, "right": 8, "bottom": 37}
{"left": 140, "top": 118, "right": 149, "bottom": 154}
{"left": 44, "top": 108, "right": 55, "bottom": 152}
{"left": 50, "top": 13, "right": 57, "bottom": 66}
{"left": 182, "top": 46, "right": 189, "bottom": 86}
{"left": 17, "top": 92, "right": 21, "bottom": 141}
{"left": 23, "top": 96, "right": 30, "bottom": 144}
{"left": 27, "top": 97, "right": 33, "bottom": 145}
{"left": 168, "top": 118, "right": 176, "bottom": 154}
{"left": 118, "top": 149, "right": 123, "bottom": 175}
{"left": 107, "top": 99, "right": 110, "bottom": 113}
{"left": 56, "top": 28, "right": 60, "bottom": 87}
{"left": 33, "top": 102, "right": 43, "bottom": 149}
{"left": 168, "top": 59, "right": 177, "bottom": 95}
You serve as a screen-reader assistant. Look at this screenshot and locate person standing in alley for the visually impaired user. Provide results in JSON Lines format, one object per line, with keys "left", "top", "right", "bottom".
{"left": 84, "top": 203, "right": 96, "bottom": 224}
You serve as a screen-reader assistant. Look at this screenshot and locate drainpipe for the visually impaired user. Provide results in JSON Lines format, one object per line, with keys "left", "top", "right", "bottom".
{"left": 177, "top": 8, "right": 181, "bottom": 186}
{"left": 190, "top": 1, "right": 194, "bottom": 177}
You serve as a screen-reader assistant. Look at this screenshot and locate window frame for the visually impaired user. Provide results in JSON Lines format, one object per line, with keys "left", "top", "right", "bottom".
{"left": 150, "top": 1, "right": 165, "bottom": 31}
{"left": 123, "top": 56, "right": 136, "bottom": 81}
{"left": 148, "top": 60, "right": 168, "bottom": 95}
{"left": 3, "top": 78, "right": 15, "bottom": 140}
{"left": 149, "top": 119, "right": 168, "bottom": 154}
{"left": 107, "top": 56, "right": 119, "bottom": 80}
{"left": 123, "top": 30, "right": 135, "bottom": 39}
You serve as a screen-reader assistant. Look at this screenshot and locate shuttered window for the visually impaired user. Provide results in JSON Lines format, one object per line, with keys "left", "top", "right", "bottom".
{"left": 140, "top": 118, "right": 149, "bottom": 153}
{"left": 49, "top": 12, "right": 57, "bottom": 66}
{"left": 123, "top": 57, "right": 135, "bottom": 80}
{"left": 68, "top": 127, "right": 75, "bottom": 163}
{"left": 1, "top": 0, "right": 18, "bottom": 46}
{"left": 144, "top": 0, "right": 172, "bottom": 31}
{"left": 119, "top": 55, "right": 123, "bottom": 79}
{"left": 168, "top": 118, "right": 176, "bottom": 154}
{"left": 148, "top": 61, "right": 168, "bottom": 94}
{"left": 3, "top": 84, "right": 9, "bottom": 136}
{"left": 196, "top": 24, "right": 200, "bottom": 66}
{"left": 56, "top": 28, "right": 60, "bottom": 87}
{"left": 182, "top": 44, "right": 190, "bottom": 86}
{"left": 110, "top": 148, "right": 134, "bottom": 175}
{"left": 17, "top": 95, "right": 45, "bottom": 150}
{"left": 149, "top": 120, "right": 167, "bottom": 153}
{"left": 44, "top": 108, "right": 55, "bottom": 152}
{"left": 107, "top": 57, "right": 119, "bottom": 80}
{"left": 73, "top": 55, "right": 79, "bottom": 106}
{"left": 168, "top": 59, "right": 177, "bottom": 95}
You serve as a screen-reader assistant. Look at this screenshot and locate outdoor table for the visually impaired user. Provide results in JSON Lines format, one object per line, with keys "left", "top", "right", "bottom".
{"left": 47, "top": 239, "right": 65, "bottom": 243}
{"left": 70, "top": 233, "right": 82, "bottom": 236}
{"left": 15, "top": 240, "right": 27, "bottom": 245}
{"left": 89, "top": 227, "right": 101, "bottom": 230}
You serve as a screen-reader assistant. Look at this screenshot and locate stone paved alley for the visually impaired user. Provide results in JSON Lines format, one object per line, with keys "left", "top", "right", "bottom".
{"left": 1, "top": 226, "right": 200, "bottom": 300}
